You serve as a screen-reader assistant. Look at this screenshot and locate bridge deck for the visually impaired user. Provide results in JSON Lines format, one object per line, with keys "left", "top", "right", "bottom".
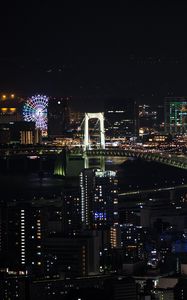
{"left": 0, "top": 147, "right": 186, "bottom": 170}
{"left": 70, "top": 149, "right": 187, "bottom": 170}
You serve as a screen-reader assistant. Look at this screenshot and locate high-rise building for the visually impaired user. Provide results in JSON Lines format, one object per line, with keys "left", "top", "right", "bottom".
{"left": 45, "top": 232, "right": 100, "bottom": 278}
{"left": 104, "top": 277, "right": 137, "bottom": 300}
{"left": 80, "top": 169, "right": 95, "bottom": 228}
{"left": 93, "top": 170, "right": 118, "bottom": 229}
{"left": 164, "top": 97, "right": 187, "bottom": 135}
{"left": 80, "top": 169, "right": 118, "bottom": 229}
{"left": 69, "top": 111, "right": 84, "bottom": 131}
{"left": 62, "top": 190, "right": 81, "bottom": 236}
{"left": 104, "top": 98, "right": 138, "bottom": 138}
{"left": 120, "top": 224, "right": 147, "bottom": 261}
{"left": 48, "top": 97, "right": 70, "bottom": 137}
{"left": 138, "top": 104, "right": 164, "bottom": 133}
{"left": 0, "top": 93, "right": 24, "bottom": 124}
{"left": 0, "top": 275, "right": 27, "bottom": 300}
{"left": 0, "top": 202, "right": 45, "bottom": 277}
{"left": 0, "top": 121, "right": 40, "bottom": 144}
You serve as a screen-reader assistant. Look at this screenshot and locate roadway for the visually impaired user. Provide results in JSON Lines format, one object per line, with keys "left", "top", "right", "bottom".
{"left": 119, "top": 183, "right": 187, "bottom": 197}
{"left": 0, "top": 146, "right": 186, "bottom": 170}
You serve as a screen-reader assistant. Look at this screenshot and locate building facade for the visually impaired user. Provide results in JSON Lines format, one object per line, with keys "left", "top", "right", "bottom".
{"left": 80, "top": 169, "right": 118, "bottom": 229}
{"left": 48, "top": 97, "right": 70, "bottom": 137}
{"left": 164, "top": 97, "right": 187, "bottom": 135}
{"left": 104, "top": 98, "right": 138, "bottom": 138}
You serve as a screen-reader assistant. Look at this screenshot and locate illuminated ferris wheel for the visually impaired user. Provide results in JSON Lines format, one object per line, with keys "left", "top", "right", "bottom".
{"left": 23, "top": 95, "right": 49, "bottom": 131}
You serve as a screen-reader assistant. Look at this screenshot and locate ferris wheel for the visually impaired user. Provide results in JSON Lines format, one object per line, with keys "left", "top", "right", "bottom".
{"left": 23, "top": 95, "right": 49, "bottom": 131}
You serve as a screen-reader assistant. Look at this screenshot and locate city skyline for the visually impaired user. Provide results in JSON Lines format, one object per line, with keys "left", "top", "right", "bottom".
{"left": 1, "top": 2, "right": 187, "bottom": 299}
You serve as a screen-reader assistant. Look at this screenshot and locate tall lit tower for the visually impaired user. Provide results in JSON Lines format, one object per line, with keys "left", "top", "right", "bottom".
{"left": 80, "top": 169, "right": 118, "bottom": 229}
{"left": 164, "top": 97, "right": 187, "bottom": 134}
{"left": 92, "top": 170, "right": 118, "bottom": 229}
{"left": 0, "top": 203, "right": 44, "bottom": 276}
{"left": 80, "top": 169, "right": 95, "bottom": 227}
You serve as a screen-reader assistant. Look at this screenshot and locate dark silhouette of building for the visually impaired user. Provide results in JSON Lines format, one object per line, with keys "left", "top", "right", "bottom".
{"left": 104, "top": 277, "right": 137, "bottom": 300}
{"left": 174, "top": 278, "right": 187, "bottom": 300}
{"left": 0, "top": 93, "right": 24, "bottom": 124}
{"left": 0, "top": 121, "right": 40, "bottom": 144}
{"left": 104, "top": 98, "right": 138, "bottom": 138}
{"left": 48, "top": 97, "right": 70, "bottom": 137}
{"left": 45, "top": 232, "right": 100, "bottom": 278}
{"left": 0, "top": 202, "right": 46, "bottom": 277}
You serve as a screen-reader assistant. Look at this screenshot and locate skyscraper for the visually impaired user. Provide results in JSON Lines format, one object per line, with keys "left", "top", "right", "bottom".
{"left": 92, "top": 170, "right": 118, "bottom": 229}
{"left": 80, "top": 169, "right": 118, "bottom": 229}
{"left": 104, "top": 98, "right": 138, "bottom": 138}
{"left": 48, "top": 97, "right": 70, "bottom": 137}
{"left": 0, "top": 202, "right": 45, "bottom": 277}
{"left": 80, "top": 169, "right": 95, "bottom": 228}
{"left": 62, "top": 190, "right": 81, "bottom": 236}
{"left": 164, "top": 97, "right": 187, "bottom": 135}
{"left": 0, "top": 93, "right": 23, "bottom": 124}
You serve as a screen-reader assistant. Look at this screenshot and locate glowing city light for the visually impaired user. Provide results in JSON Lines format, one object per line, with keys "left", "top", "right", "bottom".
{"left": 23, "top": 95, "right": 48, "bottom": 131}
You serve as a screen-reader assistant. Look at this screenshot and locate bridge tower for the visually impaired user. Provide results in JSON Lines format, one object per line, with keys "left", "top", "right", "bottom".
{"left": 84, "top": 112, "right": 105, "bottom": 150}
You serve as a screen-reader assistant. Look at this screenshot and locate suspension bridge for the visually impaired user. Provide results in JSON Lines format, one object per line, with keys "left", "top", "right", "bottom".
{"left": 69, "top": 112, "right": 187, "bottom": 170}
{"left": 0, "top": 112, "right": 186, "bottom": 174}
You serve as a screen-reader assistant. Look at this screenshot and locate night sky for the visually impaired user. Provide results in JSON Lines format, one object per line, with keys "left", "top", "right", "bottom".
{"left": 1, "top": 1, "right": 187, "bottom": 110}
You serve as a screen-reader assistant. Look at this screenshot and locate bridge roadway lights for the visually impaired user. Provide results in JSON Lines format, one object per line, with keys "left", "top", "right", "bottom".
{"left": 69, "top": 148, "right": 187, "bottom": 170}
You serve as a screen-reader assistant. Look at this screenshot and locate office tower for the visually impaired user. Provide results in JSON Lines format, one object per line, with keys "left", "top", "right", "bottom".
{"left": 80, "top": 169, "right": 118, "bottom": 229}
{"left": 48, "top": 97, "right": 70, "bottom": 137}
{"left": 62, "top": 190, "right": 81, "bottom": 236}
{"left": 92, "top": 170, "right": 118, "bottom": 229}
{"left": 0, "top": 93, "right": 41, "bottom": 144}
{"left": 104, "top": 277, "right": 137, "bottom": 300}
{"left": 110, "top": 225, "right": 121, "bottom": 249}
{"left": 0, "top": 93, "right": 24, "bottom": 124}
{"left": 80, "top": 169, "right": 95, "bottom": 228}
{"left": 138, "top": 104, "right": 164, "bottom": 132}
{"left": 0, "top": 121, "right": 40, "bottom": 144}
{"left": 69, "top": 111, "right": 84, "bottom": 131}
{"left": 0, "top": 275, "right": 27, "bottom": 300}
{"left": 45, "top": 232, "right": 100, "bottom": 278}
{"left": 164, "top": 97, "right": 187, "bottom": 135}
{"left": 105, "top": 98, "right": 138, "bottom": 138}
{"left": 120, "top": 224, "right": 147, "bottom": 261}
{"left": 0, "top": 203, "right": 45, "bottom": 277}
